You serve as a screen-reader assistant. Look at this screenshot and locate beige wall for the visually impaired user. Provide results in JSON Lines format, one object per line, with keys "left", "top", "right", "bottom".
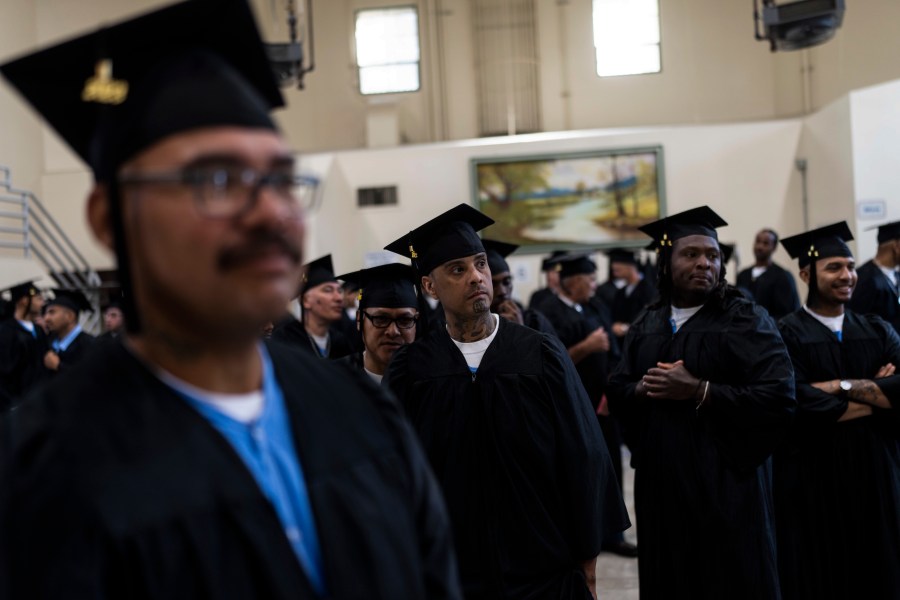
{"left": 849, "top": 79, "right": 900, "bottom": 261}
{"left": 282, "top": 0, "right": 785, "bottom": 150}
{"left": 796, "top": 93, "right": 855, "bottom": 268}
{"left": 538, "top": 0, "right": 778, "bottom": 133}
{"left": 0, "top": 0, "right": 41, "bottom": 192}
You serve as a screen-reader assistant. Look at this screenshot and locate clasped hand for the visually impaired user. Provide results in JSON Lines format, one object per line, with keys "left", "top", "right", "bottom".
{"left": 639, "top": 360, "right": 700, "bottom": 400}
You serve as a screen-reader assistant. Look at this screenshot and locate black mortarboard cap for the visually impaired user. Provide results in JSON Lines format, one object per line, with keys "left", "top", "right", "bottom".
{"left": 638, "top": 206, "right": 728, "bottom": 249}
{"left": 103, "top": 289, "right": 124, "bottom": 312}
{"left": 554, "top": 253, "right": 598, "bottom": 279}
{"left": 866, "top": 220, "right": 900, "bottom": 244}
{"left": 337, "top": 263, "right": 418, "bottom": 310}
{"left": 384, "top": 204, "right": 495, "bottom": 275}
{"left": 301, "top": 255, "right": 338, "bottom": 295}
{"left": 47, "top": 288, "right": 92, "bottom": 314}
{"left": 605, "top": 248, "right": 637, "bottom": 265}
{"left": 541, "top": 250, "right": 567, "bottom": 272}
{"left": 5, "top": 280, "right": 40, "bottom": 304}
{"left": 781, "top": 221, "right": 854, "bottom": 268}
{"left": 482, "top": 239, "right": 518, "bottom": 275}
{"left": 0, "top": 0, "right": 283, "bottom": 181}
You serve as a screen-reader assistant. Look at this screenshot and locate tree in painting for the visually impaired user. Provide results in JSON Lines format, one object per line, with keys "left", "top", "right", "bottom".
{"left": 477, "top": 162, "right": 550, "bottom": 207}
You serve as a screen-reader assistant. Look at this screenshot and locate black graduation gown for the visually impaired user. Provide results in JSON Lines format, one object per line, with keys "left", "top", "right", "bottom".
{"left": 735, "top": 262, "right": 800, "bottom": 321}
{"left": 271, "top": 318, "right": 352, "bottom": 359}
{"left": 384, "top": 319, "right": 629, "bottom": 600}
{"left": 420, "top": 300, "right": 447, "bottom": 333}
{"left": 610, "top": 277, "right": 656, "bottom": 328}
{"left": 50, "top": 330, "right": 95, "bottom": 374}
{"left": 527, "top": 287, "right": 554, "bottom": 313}
{"left": 508, "top": 300, "right": 557, "bottom": 337}
{"left": 0, "top": 319, "right": 48, "bottom": 411}
{"left": 593, "top": 281, "right": 619, "bottom": 309}
{"left": 338, "top": 310, "right": 364, "bottom": 354}
{"left": 774, "top": 310, "right": 900, "bottom": 600}
{"left": 540, "top": 295, "right": 618, "bottom": 410}
{"left": 848, "top": 260, "right": 900, "bottom": 334}
{"left": 607, "top": 293, "right": 796, "bottom": 600}
{"left": 336, "top": 350, "right": 365, "bottom": 373}
{"left": 522, "top": 307, "right": 557, "bottom": 337}
{"left": 95, "top": 331, "right": 121, "bottom": 344}
{"left": 0, "top": 339, "right": 461, "bottom": 600}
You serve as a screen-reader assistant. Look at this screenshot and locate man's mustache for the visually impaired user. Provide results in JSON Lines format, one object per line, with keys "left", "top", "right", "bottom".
{"left": 217, "top": 231, "right": 302, "bottom": 271}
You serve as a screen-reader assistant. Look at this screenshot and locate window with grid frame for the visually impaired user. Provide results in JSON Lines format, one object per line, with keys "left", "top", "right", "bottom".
{"left": 354, "top": 6, "right": 421, "bottom": 95}
{"left": 592, "top": 0, "right": 661, "bottom": 78}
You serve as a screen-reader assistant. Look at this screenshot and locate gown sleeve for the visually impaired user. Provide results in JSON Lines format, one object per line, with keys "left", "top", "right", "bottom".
{"left": 362, "top": 371, "right": 462, "bottom": 600}
{"left": 382, "top": 343, "right": 411, "bottom": 401}
{"left": 778, "top": 316, "right": 850, "bottom": 425}
{"left": 703, "top": 303, "right": 796, "bottom": 471}
{"left": 539, "top": 334, "right": 630, "bottom": 553}
{"left": 866, "top": 315, "right": 900, "bottom": 409}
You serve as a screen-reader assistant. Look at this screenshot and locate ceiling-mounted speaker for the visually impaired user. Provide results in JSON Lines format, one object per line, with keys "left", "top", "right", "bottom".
{"left": 754, "top": 0, "right": 846, "bottom": 52}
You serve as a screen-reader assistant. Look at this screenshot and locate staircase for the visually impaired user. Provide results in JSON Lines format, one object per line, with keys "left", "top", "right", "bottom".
{"left": 0, "top": 165, "right": 103, "bottom": 332}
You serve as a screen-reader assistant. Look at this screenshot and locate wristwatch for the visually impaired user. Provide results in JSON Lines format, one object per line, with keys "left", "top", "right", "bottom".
{"left": 839, "top": 380, "right": 852, "bottom": 394}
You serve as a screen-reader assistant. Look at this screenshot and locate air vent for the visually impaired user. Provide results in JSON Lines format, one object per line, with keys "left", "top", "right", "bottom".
{"left": 357, "top": 186, "right": 398, "bottom": 207}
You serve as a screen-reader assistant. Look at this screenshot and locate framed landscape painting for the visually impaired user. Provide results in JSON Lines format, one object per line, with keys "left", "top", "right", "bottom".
{"left": 471, "top": 146, "right": 665, "bottom": 252}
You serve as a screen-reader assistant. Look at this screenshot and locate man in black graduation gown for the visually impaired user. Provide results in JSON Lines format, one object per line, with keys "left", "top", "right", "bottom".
{"left": 96, "top": 298, "right": 125, "bottom": 343}
{"left": 593, "top": 261, "right": 625, "bottom": 309}
{"left": 383, "top": 204, "right": 629, "bottom": 600}
{"left": 41, "top": 288, "right": 95, "bottom": 375}
{"left": 483, "top": 238, "right": 556, "bottom": 336}
{"left": 0, "top": 280, "right": 48, "bottom": 411}
{"left": 607, "top": 206, "right": 796, "bottom": 600}
{"left": 0, "top": 3, "right": 460, "bottom": 599}
{"left": 735, "top": 228, "right": 800, "bottom": 320}
{"left": 273, "top": 254, "right": 353, "bottom": 359}
{"left": 338, "top": 277, "right": 364, "bottom": 353}
{"left": 527, "top": 249, "right": 566, "bottom": 313}
{"left": 607, "top": 248, "right": 656, "bottom": 345}
{"left": 848, "top": 219, "right": 900, "bottom": 334}
{"left": 775, "top": 222, "right": 900, "bottom": 599}
{"left": 336, "top": 262, "right": 419, "bottom": 383}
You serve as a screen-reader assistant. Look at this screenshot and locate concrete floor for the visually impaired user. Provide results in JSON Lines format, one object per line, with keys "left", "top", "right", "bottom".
{"left": 595, "top": 452, "right": 639, "bottom": 599}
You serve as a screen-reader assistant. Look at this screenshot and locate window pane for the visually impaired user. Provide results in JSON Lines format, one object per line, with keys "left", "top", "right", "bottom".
{"left": 355, "top": 7, "right": 421, "bottom": 94}
{"left": 360, "top": 64, "right": 420, "bottom": 95}
{"left": 593, "top": 0, "right": 661, "bottom": 77}
{"left": 596, "top": 44, "right": 660, "bottom": 77}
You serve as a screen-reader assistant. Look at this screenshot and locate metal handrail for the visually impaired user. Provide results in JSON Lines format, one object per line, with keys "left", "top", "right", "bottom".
{"left": 9, "top": 187, "right": 99, "bottom": 285}
{"left": 26, "top": 229, "right": 79, "bottom": 289}
{"left": 30, "top": 216, "right": 90, "bottom": 285}
{"left": 0, "top": 165, "right": 105, "bottom": 332}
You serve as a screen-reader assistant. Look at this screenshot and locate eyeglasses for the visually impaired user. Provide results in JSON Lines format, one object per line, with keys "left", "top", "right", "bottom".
{"left": 361, "top": 312, "right": 418, "bottom": 330}
{"left": 118, "top": 165, "right": 321, "bottom": 218}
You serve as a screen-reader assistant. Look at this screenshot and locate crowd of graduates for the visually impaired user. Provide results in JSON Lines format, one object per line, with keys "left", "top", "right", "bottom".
{"left": 0, "top": 288, "right": 122, "bottom": 410}
{"left": 257, "top": 207, "right": 900, "bottom": 599}
{"left": 0, "top": 0, "right": 898, "bottom": 599}
{"left": 4, "top": 202, "right": 899, "bottom": 598}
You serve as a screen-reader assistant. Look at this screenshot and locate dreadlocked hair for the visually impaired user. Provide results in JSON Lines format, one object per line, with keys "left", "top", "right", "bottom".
{"left": 804, "top": 261, "right": 821, "bottom": 309}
